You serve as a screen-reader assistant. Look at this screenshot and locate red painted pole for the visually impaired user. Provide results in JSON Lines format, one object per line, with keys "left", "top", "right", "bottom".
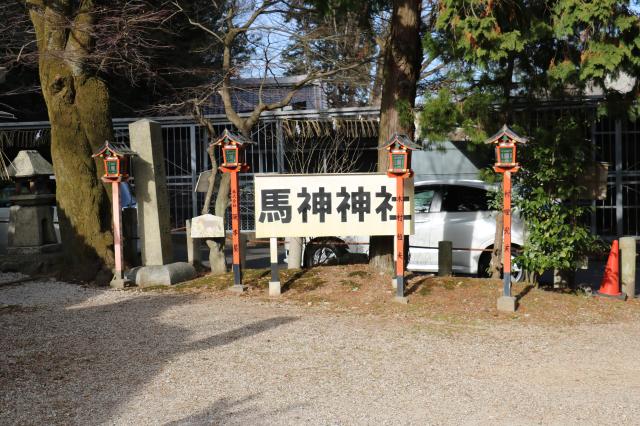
{"left": 230, "top": 170, "right": 242, "bottom": 287}
{"left": 112, "top": 181, "right": 122, "bottom": 278}
{"left": 502, "top": 170, "right": 512, "bottom": 297}
{"left": 396, "top": 175, "right": 405, "bottom": 298}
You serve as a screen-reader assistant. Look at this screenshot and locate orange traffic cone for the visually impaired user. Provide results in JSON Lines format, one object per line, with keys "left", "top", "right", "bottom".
{"left": 596, "top": 240, "right": 627, "bottom": 300}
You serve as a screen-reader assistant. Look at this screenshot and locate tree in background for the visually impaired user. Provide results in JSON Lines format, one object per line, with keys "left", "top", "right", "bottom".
{"left": 22, "top": 0, "right": 178, "bottom": 281}
{"left": 175, "top": 0, "right": 368, "bottom": 273}
{"left": 282, "top": 0, "right": 383, "bottom": 107}
{"left": 369, "top": 0, "right": 423, "bottom": 271}
{"left": 421, "top": 0, "right": 640, "bottom": 284}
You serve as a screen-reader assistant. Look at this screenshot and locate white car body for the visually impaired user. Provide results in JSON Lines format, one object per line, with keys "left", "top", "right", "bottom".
{"left": 299, "top": 180, "right": 525, "bottom": 276}
{"left": 407, "top": 180, "right": 524, "bottom": 275}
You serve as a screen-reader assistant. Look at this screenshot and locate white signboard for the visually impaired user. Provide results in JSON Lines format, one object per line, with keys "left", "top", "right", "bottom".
{"left": 254, "top": 173, "right": 414, "bottom": 238}
{"left": 190, "top": 214, "right": 225, "bottom": 238}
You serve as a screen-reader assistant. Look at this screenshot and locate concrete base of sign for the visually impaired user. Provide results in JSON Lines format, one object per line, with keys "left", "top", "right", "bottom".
{"left": 134, "top": 262, "right": 196, "bottom": 287}
{"left": 391, "top": 277, "right": 397, "bottom": 289}
{"left": 497, "top": 295, "right": 517, "bottom": 312}
{"left": 229, "top": 284, "right": 247, "bottom": 293}
{"left": 393, "top": 296, "right": 409, "bottom": 304}
{"left": 110, "top": 278, "right": 126, "bottom": 289}
{"left": 269, "top": 281, "right": 281, "bottom": 296}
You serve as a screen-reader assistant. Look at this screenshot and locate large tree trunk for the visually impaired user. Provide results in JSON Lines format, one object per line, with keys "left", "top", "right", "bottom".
{"left": 208, "top": 172, "right": 230, "bottom": 274}
{"left": 29, "top": 2, "right": 114, "bottom": 282}
{"left": 369, "top": 0, "right": 422, "bottom": 271}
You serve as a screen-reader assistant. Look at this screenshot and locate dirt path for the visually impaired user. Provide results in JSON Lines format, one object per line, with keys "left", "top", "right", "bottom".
{"left": 1, "top": 277, "right": 639, "bottom": 425}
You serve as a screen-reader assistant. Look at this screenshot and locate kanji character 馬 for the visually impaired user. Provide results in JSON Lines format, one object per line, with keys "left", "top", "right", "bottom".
{"left": 259, "top": 189, "right": 292, "bottom": 223}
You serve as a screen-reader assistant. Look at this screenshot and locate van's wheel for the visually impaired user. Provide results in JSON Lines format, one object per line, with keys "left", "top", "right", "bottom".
{"left": 304, "top": 240, "right": 345, "bottom": 267}
{"left": 478, "top": 249, "right": 524, "bottom": 282}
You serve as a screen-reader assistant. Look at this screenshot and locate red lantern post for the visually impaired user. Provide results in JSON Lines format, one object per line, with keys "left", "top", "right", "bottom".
{"left": 485, "top": 125, "right": 527, "bottom": 311}
{"left": 212, "top": 129, "right": 253, "bottom": 291}
{"left": 92, "top": 141, "right": 136, "bottom": 288}
{"left": 379, "top": 133, "right": 420, "bottom": 302}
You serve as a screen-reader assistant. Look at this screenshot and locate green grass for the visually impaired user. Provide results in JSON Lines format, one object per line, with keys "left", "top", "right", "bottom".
{"left": 418, "top": 286, "right": 432, "bottom": 296}
{"left": 347, "top": 270, "right": 370, "bottom": 278}
{"left": 289, "top": 276, "right": 326, "bottom": 291}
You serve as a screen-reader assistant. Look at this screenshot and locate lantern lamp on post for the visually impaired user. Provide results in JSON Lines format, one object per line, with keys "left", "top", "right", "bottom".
{"left": 215, "top": 129, "right": 252, "bottom": 173}
{"left": 484, "top": 125, "right": 527, "bottom": 312}
{"left": 379, "top": 133, "right": 421, "bottom": 303}
{"left": 93, "top": 141, "right": 135, "bottom": 182}
{"left": 381, "top": 133, "right": 420, "bottom": 178}
{"left": 92, "top": 141, "right": 137, "bottom": 288}
{"left": 486, "top": 125, "right": 526, "bottom": 173}
{"left": 212, "top": 129, "right": 254, "bottom": 292}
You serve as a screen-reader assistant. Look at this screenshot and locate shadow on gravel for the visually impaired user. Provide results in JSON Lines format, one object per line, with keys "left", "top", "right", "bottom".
{"left": 164, "top": 394, "right": 308, "bottom": 425}
{"left": 0, "top": 291, "right": 298, "bottom": 424}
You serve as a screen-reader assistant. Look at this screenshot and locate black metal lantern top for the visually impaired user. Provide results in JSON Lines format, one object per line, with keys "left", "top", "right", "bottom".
{"left": 484, "top": 125, "right": 526, "bottom": 172}
{"left": 212, "top": 129, "right": 255, "bottom": 172}
{"left": 92, "top": 140, "right": 136, "bottom": 182}
{"left": 379, "top": 133, "right": 421, "bottom": 177}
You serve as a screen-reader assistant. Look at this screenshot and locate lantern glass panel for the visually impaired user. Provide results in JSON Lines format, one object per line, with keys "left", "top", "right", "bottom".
{"left": 499, "top": 147, "right": 514, "bottom": 164}
{"left": 106, "top": 159, "right": 118, "bottom": 175}
{"left": 392, "top": 153, "right": 405, "bottom": 170}
{"left": 225, "top": 148, "right": 237, "bottom": 164}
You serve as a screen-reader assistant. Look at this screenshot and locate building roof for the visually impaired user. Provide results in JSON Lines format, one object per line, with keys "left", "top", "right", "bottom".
{"left": 212, "top": 129, "right": 255, "bottom": 147}
{"left": 8, "top": 150, "right": 54, "bottom": 178}
{"left": 92, "top": 140, "right": 137, "bottom": 158}
{"left": 484, "top": 124, "right": 528, "bottom": 145}
{"left": 230, "top": 75, "right": 321, "bottom": 87}
{"left": 379, "top": 132, "right": 422, "bottom": 150}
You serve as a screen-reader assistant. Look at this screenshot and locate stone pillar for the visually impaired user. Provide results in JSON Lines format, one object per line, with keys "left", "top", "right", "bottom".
{"left": 620, "top": 237, "right": 636, "bottom": 298}
{"left": 129, "top": 119, "right": 172, "bottom": 265}
{"left": 438, "top": 241, "right": 453, "bottom": 277}
{"left": 269, "top": 237, "right": 281, "bottom": 296}
{"left": 185, "top": 219, "right": 201, "bottom": 267}
{"left": 287, "top": 237, "right": 303, "bottom": 269}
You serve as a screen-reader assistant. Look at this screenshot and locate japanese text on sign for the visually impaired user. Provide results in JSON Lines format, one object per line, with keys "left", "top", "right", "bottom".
{"left": 254, "top": 173, "right": 414, "bottom": 238}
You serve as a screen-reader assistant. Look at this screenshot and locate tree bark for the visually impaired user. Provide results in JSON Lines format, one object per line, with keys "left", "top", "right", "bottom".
{"left": 369, "top": 0, "right": 422, "bottom": 272}
{"left": 29, "top": 2, "right": 114, "bottom": 282}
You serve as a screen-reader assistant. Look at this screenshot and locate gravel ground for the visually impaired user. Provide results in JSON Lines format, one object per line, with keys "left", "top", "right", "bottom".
{"left": 1, "top": 275, "right": 640, "bottom": 425}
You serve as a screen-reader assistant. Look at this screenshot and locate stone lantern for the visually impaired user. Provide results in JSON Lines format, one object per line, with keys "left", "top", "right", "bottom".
{"left": 7, "top": 150, "right": 59, "bottom": 254}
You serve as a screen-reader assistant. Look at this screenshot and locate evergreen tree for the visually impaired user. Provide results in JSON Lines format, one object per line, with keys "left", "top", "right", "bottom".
{"left": 422, "top": 0, "right": 640, "bottom": 283}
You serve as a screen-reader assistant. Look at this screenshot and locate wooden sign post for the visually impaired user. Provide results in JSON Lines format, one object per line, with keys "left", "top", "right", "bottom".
{"left": 379, "top": 133, "right": 421, "bottom": 303}
{"left": 485, "top": 125, "right": 527, "bottom": 312}
{"left": 92, "top": 141, "right": 136, "bottom": 288}
{"left": 212, "top": 129, "right": 254, "bottom": 292}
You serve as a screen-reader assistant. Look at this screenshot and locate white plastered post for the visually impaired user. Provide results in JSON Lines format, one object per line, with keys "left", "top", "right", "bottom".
{"left": 269, "top": 237, "right": 281, "bottom": 296}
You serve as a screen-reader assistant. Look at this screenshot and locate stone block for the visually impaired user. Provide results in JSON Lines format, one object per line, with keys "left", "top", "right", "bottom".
{"left": 134, "top": 262, "right": 196, "bottom": 287}
{"left": 8, "top": 204, "right": 57, "bottom": 247}
{"left": 269, "top": 281, "right": 281, "bottom": 297}
{"left": 191, "top": 214, "right": 225, "bottom": 238}
{"left": 620, "top": 237, "right": 636, "bottom": 298}
{"left": 393, "top": 296, "right": 409, "bottom": 304}
{"left": 497, "top": 295, "right": 517, "bottom": 312}
{"left": 229, "top": 284, "right": 247, "bottom": 293}
{"left": 129, "top": 119, "right": 172, "bottom": 266}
